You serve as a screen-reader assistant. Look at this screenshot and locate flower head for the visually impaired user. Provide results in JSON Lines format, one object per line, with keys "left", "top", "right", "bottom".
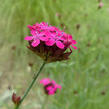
{"left": 25, "top": 22, "right": 77, "bottom": 62}
{"left": 40, "top": 78, "right": 61, "bottom": 95}
{"left": 12, "top": 93, "right": 21, "bottom": 105}
{"left": 98, "top": 2, "right": 104, "bottom": 9}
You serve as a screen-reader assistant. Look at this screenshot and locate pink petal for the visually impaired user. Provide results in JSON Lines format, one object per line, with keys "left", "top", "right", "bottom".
{"left": 44, "top": 31, "right": 51, "bottom": 37}
{"left": 51, "top": 80, "right": 56, "bottom": 85}
{"left": 52, "top": 80, "right": 62, "bottom": 90}
{"left": 46, "top": 86, "right": 53, "bottom": 91}
{"left": 48, "top": 26, "right": 55, "bottom": 31}
{"left": 31, "top": 39, "right": 40, "bottom": 47}
{"left": 68, "top": 35, "right": 73, "bottom": 40}
{"left": 56, "top": 41, "right": 65, "bottom": 49}
{"left": 39, "top": 36, "right": 48, "bottom": 41}
{"left": 54, "top": 84, "right": 62, "bottom": 90}
{"left": 24, "top": 36, "right": 33, "bottom": 40}
{"left": 27, "top": 25, "right": 33, "bottom": 30}
{"left": 45, "top": 39, "right": 55, "bottom": 46}
{"left": 72, "top": 40, "right": 77, "bottom": 44}
{"left": 40, "top": 78, "right": 50, "bottom": 86}
{"left": 31, "top": 30, "right": 37, "bottom": 36}
{"left": 60, "top": 36, "right": 65, "bottom": 41}
{"left": 72, "top": 45, "right": 78, "bottom": 50}
{"left": 48, "top": 92, "right": 55, "bottom": 95}
{"left": 48, "top": 90, "right": 55, "bottom": 95}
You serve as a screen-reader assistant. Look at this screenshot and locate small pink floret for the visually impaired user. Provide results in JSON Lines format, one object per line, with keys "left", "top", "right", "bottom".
{"left": 56, "top": 41, "right": 65, "bottom": 49}
{"left": 24, "top": 36, "right": 33, "bottom": 41}
{"left": 31, "top": 39, "right": 40, "bottom": 47}
{"left": 40, "top": 78, "right": 51, "bottom": 86}
{"left": 45, "top": 39, "right": 55, "bottom": 46}
{"left": 40, "top": 78, "right": 61, "bottom": 95}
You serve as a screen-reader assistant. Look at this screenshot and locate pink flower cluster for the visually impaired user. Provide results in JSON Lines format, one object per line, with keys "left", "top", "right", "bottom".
{"left": 40, "top": 78, "right": 61, "bottom": 95}
{"left": 25, "top": 22, "right": 77, "bottom": 50}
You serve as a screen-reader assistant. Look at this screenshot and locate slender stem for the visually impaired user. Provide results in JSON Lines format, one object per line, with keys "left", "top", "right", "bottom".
{"left": 21, "top": 61, "right": 46, "bottom": 102}
{"left": 14, "top": 105, "right": 18, "bottom": 109}
{"left": 15, "top": 61, "right": 46, "bottom": 109}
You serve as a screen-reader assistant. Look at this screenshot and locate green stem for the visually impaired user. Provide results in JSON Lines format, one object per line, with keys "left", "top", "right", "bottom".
{"left": 15, "top": 60, "right": 46, "bottom": 109}
{"left": 14, "top": 105, "right": 18, "bottom": 109}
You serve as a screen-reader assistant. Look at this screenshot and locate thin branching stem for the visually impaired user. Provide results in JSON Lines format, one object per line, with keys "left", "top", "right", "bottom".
{"left": 15, "top": 60, "right": 46, "bottom": 109}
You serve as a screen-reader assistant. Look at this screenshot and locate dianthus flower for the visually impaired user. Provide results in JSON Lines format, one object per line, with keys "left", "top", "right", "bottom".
{"left": 24, "top": 22, "right": 77, "bottom": 62}
{"left": 40, "top": 78, "right": 61, "bottom": 95}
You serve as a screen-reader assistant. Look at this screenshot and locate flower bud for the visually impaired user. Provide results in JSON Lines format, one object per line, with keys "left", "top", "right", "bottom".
{"left": 12, "top": 93, "right": 21, "bottom": 105}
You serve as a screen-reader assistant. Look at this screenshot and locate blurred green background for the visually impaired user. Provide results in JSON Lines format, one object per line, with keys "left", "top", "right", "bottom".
{"left": 0, "top": 0, "right": 109, "bottom": 109}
